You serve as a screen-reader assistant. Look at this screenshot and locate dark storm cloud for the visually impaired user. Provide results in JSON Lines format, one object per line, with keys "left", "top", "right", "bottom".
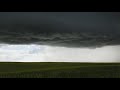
{"left": 0, "top": 12, "right": 120, "bottom": 47}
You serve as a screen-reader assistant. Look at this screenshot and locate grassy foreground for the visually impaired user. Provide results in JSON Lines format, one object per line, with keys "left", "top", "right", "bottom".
{"left": 0, "top": 62, "right": 120, "bottom": 78}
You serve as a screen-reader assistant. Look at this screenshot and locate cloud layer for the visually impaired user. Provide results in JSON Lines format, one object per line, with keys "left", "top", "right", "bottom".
{"left": 0, "top": 12, "right": 120, "bottom": 47}
{"left": 0, "top": 31, "right": 120, "bottom": 48}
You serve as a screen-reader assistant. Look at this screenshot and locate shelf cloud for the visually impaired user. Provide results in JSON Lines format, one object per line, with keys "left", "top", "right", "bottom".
{"left": 0, "top": 12, "right": 120, "bottom": 48}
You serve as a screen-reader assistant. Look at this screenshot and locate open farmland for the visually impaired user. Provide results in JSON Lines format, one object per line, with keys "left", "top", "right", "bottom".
{"left": 0, "top": 62, "right": 119, "bottom": 78}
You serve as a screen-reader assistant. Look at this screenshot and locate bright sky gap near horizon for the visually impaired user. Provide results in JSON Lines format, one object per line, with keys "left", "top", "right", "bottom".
{"left": 0, "top": 44, "right": 120, "bottom": 62}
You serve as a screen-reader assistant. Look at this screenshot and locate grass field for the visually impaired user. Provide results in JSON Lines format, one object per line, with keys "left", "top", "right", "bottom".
{"left": 0, "top": 62, "right": 119, "bottom": 78}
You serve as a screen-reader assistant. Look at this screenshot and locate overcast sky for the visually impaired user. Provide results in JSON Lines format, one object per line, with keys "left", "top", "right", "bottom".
{"left": 0, "top": 12, "right": 120, "bottom": 62}
{"left": 0, "top": 12, "right": 120, "bottom": 33}
{"left": 0, "top": 12, "right": 120, "bottom": 47}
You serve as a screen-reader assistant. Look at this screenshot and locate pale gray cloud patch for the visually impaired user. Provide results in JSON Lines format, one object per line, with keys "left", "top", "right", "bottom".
{"left": 0, "top": 44, "right": 120, "bottom": 62}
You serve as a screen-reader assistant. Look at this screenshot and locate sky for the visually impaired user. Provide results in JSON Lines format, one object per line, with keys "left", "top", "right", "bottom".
{"left": 0, "top": 12, "right": 120, "bottom": 47}
{"left": 0, "top": 12, "right": 120, "bottom": 62}
{"left": 0, "top": 44, "right": 120, "bottom": 62}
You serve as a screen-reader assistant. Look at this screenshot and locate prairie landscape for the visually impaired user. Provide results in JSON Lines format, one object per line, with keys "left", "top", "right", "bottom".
{"left": 0, "top": 62, "right": 119, "bottom": 78}
{"left": 0, "top": 12, "right": 120, "bottom": 78}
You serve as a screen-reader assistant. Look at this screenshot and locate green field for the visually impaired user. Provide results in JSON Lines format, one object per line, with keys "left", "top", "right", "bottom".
{"left": 0, "top": 62, "right": 119, "bottom": 78}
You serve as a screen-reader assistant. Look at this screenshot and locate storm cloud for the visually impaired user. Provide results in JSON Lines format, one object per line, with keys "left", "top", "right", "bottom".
{"left": 0, "top": 12, "right": 120, "bottom": 48}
